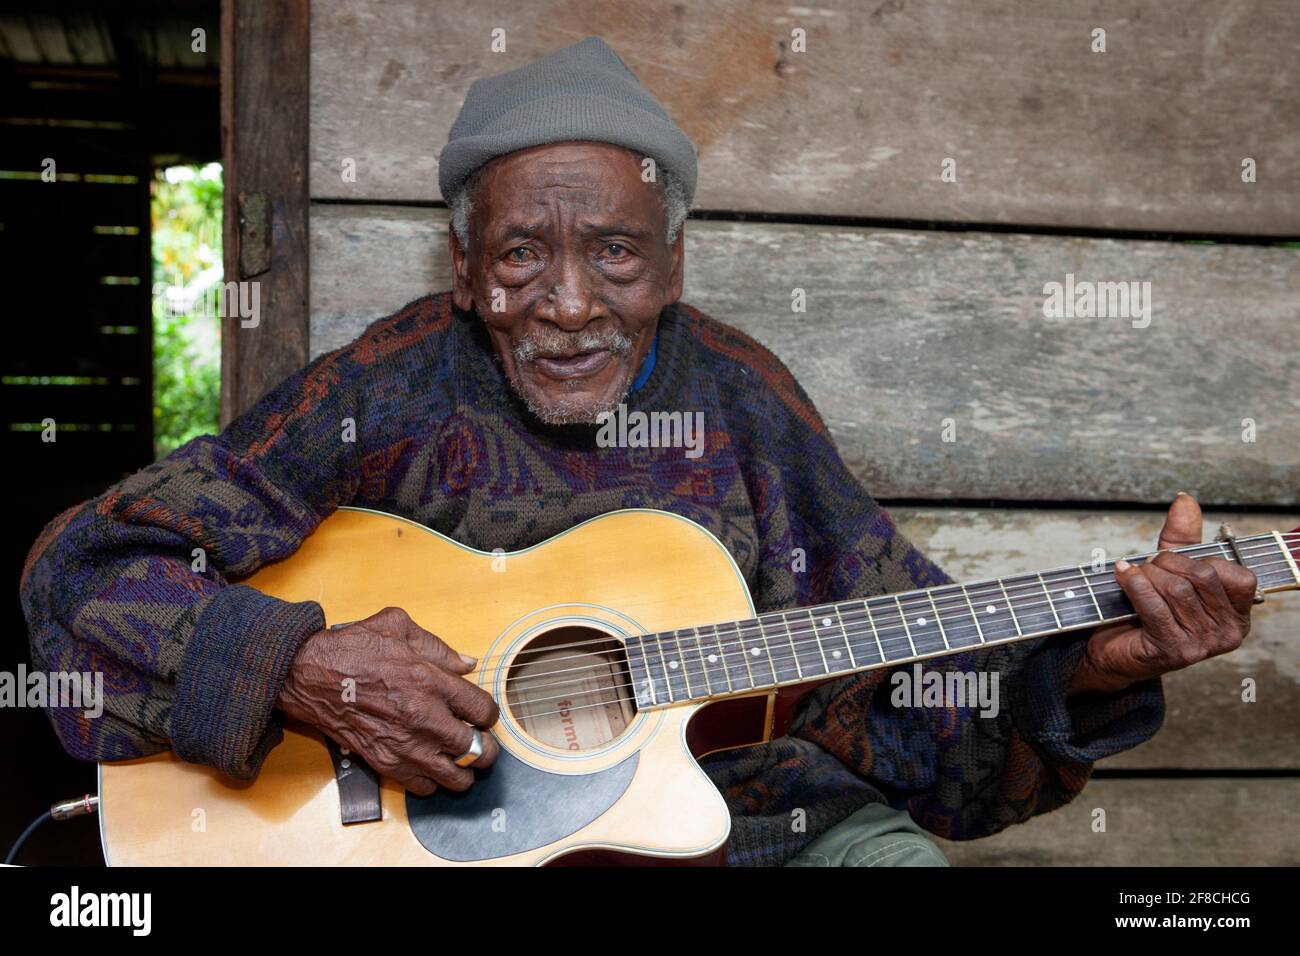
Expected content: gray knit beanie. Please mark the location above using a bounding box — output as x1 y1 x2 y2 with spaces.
438 37 698 207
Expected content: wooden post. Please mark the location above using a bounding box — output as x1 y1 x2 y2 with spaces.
220 0 310 426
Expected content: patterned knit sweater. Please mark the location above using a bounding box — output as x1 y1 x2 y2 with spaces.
20 292 1164 865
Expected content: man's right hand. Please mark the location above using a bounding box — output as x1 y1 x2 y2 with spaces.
277 606 500 795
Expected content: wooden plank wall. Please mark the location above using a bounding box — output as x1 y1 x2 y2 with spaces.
220 0 311 426
312 0 1300 234
307 1 1300 864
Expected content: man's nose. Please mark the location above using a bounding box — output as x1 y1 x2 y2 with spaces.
539 263 598 331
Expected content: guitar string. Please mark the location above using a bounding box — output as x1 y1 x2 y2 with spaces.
506 552 1298 721
488 546 1300 697
470 538 1297 683
481 550 1300 696
490 546 1299 694
494 551 1289 692
489 552 1298 710
460 533 1297 673
502 553 1300 715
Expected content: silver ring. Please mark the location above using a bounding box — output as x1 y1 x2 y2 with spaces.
453 728 484 768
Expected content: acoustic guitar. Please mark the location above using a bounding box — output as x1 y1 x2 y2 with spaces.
98 507 1300 865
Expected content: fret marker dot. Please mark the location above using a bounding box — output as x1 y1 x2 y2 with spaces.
821 617 832 627
668 660 679 670
986 605 997 614
831 649 842 659
707 653 718 663
916 617 927 626
750 647 761 657
1063 589 1075 599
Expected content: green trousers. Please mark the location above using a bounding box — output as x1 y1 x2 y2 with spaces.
784 802 950 867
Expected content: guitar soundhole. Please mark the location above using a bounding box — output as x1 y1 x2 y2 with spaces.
505 626 637 751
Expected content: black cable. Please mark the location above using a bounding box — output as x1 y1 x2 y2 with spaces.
4 810 53 866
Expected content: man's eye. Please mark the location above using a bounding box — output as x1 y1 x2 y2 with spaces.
603 243 628 258
507 247 533 263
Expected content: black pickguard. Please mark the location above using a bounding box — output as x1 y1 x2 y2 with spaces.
405 748 638 862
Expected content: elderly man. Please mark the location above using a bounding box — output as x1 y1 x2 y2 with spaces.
21 38 1256 866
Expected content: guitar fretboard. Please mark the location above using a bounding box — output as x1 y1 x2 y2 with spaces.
623 531 1300 708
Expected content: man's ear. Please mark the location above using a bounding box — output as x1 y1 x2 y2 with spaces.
449 229 473 312
666 226 685 304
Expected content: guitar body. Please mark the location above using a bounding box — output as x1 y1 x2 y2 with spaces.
99 508 783 866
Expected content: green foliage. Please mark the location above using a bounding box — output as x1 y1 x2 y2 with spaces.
151 164 223 458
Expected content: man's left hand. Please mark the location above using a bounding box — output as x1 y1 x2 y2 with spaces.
1068 492 1258 696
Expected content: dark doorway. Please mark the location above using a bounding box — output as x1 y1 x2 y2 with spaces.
0 2 220 865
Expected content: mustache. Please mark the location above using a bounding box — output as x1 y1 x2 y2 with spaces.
512 326 634 363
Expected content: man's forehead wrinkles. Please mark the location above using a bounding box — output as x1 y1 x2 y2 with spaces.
506 182 612 208
486 191 644 231
526 165 609 186
487 220 544 239
578 219 651 237
487 212 651 237
486 217 650 241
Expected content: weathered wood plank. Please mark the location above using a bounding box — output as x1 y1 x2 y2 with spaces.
311 0 1300 234
220 0 311 424
892 508 1300 771
933 778 1300 865
310 205 1300 505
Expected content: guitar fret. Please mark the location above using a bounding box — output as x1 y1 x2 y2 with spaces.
697 625 731 695
899 592 947 656
1036 573 1064 629
996 580 1024 636
1233 533 1298 590
762 615 803 683
722 621 754 691
960 584 987 645
1080 564 1104 619
925 590 951 650
1006 575 1054 635
738 620 778 687
640 635 671 705
1217 536 1290 590
931 584 980 649
834 601 883 667
625 636 656 708
659 631 688 701
806 607 855 673
820 607 854 671
893 595 919 657
806 610 832 673
785 610 829 678
864 601 887 661
867 596 912 662
686 628 710 697
688 627 708 697
779 614 809 679
1275 531 1300 586
831 605 860 668
623 530 1296 713
676 629 699 699
1049 568 1101 629
1096 562 1135 620
664 629 686 699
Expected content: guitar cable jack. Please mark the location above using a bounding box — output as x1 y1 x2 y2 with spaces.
3 794 99 866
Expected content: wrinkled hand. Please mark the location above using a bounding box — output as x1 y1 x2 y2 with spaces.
1069 493 1257 696
277 606 499 795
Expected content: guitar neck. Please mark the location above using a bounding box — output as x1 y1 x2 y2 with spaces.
625 529 1300 709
